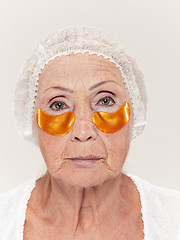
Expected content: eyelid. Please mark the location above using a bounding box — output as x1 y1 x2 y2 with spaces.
95 90 115 96
48 95 67 105
47 96 73 113
96 96 115 104
91 90 116 102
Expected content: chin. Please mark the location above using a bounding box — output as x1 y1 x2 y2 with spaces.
52 163 120 188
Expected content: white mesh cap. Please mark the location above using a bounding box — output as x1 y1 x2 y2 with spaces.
14 25 147 144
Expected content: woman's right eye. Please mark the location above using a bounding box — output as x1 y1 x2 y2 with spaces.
49 101 67 111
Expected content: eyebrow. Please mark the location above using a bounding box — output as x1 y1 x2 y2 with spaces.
43 86 73 94
43 80 120 94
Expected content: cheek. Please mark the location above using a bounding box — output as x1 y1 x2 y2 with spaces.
100 125 131 170
37 129 68 172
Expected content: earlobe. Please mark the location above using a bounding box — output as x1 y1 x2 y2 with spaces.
92 102 130 133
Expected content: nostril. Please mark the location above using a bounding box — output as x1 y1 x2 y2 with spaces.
86 136 92 141
71 121 98 142
74 135 93 142
74 136 80 141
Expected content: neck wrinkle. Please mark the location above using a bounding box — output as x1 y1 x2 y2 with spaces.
41 172 133 235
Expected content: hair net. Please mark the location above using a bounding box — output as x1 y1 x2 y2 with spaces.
14 25 147 144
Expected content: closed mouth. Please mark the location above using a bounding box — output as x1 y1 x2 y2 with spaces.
65 155 104 168
67 156 103 161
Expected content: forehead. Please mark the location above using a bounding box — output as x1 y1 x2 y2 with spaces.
37 52 125 94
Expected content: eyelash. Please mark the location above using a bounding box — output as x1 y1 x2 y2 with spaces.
49 101 68 111
49 96 116 111
96 96 115 107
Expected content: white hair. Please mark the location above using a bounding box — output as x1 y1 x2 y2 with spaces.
14 25 147 144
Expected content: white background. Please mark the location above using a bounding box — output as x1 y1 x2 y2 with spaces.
0 0 179 192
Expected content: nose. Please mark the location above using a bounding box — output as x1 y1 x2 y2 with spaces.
71 110 98 142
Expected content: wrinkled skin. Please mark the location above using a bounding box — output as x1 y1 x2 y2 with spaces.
23 53 144 240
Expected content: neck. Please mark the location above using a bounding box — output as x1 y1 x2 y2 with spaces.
38 172 136 237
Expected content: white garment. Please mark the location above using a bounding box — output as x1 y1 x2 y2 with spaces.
0 174 180 240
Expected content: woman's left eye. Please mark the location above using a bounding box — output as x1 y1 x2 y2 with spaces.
97 96 115 106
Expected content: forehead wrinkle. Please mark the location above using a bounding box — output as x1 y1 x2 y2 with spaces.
38 54 124 95
88 80 121 91
85 61 124 84
74 66 124 92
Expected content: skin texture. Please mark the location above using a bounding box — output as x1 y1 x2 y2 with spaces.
23 53 144 240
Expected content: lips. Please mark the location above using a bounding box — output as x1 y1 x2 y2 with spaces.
66 155 103 168
67 155 103 161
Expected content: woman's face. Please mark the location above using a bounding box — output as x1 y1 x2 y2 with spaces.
34 53 133 187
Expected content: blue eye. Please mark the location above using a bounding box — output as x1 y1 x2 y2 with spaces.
50 101 67 111
98 96 115 106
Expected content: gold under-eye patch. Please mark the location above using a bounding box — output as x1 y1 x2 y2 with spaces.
36 101 130 136
92 101 130 133
36 109 75 136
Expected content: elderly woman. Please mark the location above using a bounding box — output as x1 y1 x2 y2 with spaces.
0 25 180 240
